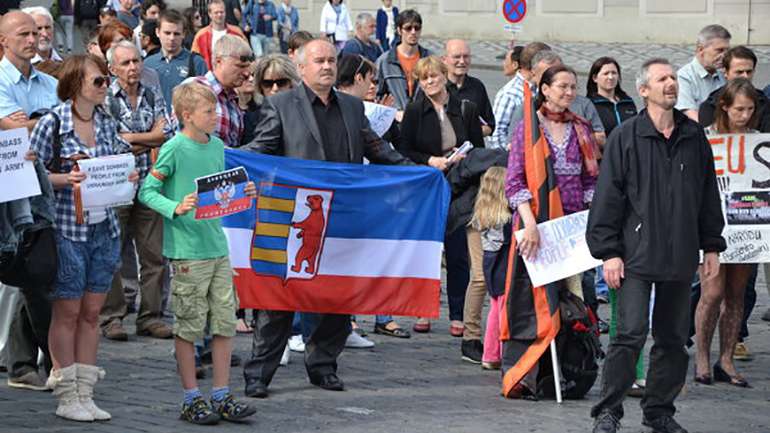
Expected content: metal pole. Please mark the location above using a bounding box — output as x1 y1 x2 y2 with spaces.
550 339 563 404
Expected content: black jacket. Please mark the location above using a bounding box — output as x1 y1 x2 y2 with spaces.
588 93 638 136
698 85 770 132
587 108 726 282
398 93 485 165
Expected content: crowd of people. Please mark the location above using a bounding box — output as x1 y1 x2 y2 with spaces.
0 1 768 432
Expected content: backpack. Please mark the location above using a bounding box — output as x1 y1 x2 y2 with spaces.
186 52 203 79
537 289 602 400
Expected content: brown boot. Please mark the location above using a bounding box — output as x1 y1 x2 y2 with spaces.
102 321 128 341
136 321 173 339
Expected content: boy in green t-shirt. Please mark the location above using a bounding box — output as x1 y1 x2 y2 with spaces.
139 82 257 425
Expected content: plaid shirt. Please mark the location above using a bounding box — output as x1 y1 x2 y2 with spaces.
489 72 528 150
105 80 172 185
30 101 131 242
193 71 244 148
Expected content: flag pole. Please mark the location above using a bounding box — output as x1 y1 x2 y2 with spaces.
550 340 563 403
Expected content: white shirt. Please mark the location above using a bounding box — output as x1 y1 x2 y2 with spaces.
31 48 63 64
212 28 227 53
319 3 352 43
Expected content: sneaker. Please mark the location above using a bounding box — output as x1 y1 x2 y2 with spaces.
627 380 645 398
597 294 609 304
210 394 257 422
461 340 483 364
593 411 621 433
481 360 501 370
279 344 290 366
7 371 47 391
288 335 305 352
180 396 220 425
345 332 374 348
642 414 688 433
733 342 753 361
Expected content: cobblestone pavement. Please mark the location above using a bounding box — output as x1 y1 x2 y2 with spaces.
1 281 769 433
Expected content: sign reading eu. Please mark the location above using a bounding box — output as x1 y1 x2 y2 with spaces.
502 0 527 24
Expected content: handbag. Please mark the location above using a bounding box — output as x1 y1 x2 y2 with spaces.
0 227 57 288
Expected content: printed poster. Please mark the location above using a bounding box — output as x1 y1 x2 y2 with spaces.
195 166 252 220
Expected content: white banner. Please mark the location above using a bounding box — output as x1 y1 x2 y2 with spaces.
0 128 41 203
514 210 601 287
363 101 397 138
78 154 136 209
710 133 770 263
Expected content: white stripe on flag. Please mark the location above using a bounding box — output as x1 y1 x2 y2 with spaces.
224 228 442 279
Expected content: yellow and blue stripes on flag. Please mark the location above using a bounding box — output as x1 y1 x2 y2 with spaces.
251 184 297 278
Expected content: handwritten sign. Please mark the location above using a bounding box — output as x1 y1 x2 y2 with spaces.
364 102 397 137
78 154 136 209
710 133 770 262
514 210 601 286
195 166 252 220
0 128 41 203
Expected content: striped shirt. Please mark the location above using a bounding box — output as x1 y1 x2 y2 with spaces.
489 71 528 150
193 71 244 148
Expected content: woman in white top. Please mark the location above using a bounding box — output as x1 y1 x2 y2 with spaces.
319 0 352 50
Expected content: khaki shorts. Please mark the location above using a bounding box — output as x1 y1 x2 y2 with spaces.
170 256 238 342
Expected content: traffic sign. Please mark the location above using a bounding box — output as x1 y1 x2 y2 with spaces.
502 0 527 24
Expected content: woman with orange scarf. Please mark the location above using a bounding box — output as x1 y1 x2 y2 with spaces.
502 64 599 398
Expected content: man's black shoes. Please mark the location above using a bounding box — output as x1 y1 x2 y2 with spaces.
642 415 689 433
309 373 345 391
593 411 621 433
461 339 483 364
245 378 269 399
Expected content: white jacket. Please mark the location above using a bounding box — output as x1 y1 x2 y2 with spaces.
319 2 352 43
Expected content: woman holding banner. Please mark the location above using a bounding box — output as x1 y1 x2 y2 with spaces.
502 64 599 399
29 55 137 422
693 78 759 388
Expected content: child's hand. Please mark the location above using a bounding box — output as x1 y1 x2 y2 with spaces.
175 193 198 215
244 181 257 198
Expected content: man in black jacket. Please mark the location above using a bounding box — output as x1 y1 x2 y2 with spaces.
243 39 411 398
587 58 726 433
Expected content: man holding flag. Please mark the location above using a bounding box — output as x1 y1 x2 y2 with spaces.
241 38 413 397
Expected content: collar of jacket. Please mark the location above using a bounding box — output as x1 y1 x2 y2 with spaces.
588 92 635 105
385 45 430 66
636 107 696 139
419 91 461 116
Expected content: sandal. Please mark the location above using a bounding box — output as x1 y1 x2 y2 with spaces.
374 322 411 338
713 363 750 388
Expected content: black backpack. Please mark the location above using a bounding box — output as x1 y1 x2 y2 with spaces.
537 290 602 400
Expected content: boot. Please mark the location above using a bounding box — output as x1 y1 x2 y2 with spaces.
50 365 93 422
76 363 111 421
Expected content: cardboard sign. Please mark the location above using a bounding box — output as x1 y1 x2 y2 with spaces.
195 166 252 220
514 210 601 286
364 102 397 138
77 154 136 209
0 128 41 203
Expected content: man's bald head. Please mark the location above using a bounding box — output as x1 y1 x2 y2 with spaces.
296 39 337 93
0 11 36 36
443 39 471 80
445 39 469 55
0 11 39 63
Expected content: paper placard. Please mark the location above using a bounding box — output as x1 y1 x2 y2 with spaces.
364 101 397 137
514 210 601 286
77 154 136 209
0 128 41 203
195 166 252 220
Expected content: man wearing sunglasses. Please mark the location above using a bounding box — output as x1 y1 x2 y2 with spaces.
374 9 431 112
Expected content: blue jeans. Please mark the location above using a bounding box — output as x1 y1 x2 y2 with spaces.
53 221 121 299
249 33 270 57
350 315 393 326
595 265 609 297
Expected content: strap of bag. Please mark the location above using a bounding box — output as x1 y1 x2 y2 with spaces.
46 112 63 174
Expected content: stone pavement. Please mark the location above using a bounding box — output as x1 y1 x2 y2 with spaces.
1 281 769 433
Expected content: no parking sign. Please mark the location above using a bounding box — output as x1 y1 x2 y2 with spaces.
502 0 527 23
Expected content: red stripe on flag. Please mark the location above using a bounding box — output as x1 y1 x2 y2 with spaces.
233 271 441 318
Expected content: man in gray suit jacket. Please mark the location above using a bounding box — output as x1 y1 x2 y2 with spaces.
243 39 411 398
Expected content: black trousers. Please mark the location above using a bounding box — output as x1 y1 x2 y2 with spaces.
591 277 690 420
445 227 469 322
243 310 349 386
8 284 52 378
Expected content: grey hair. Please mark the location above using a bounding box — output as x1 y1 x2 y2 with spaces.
254 54 301 95
106 40 141 66
21 6 53 23
213 34 252 61
635 57 671 91
697 24 731 47
355 12 374 28
531 50 562 68
294 38 333 65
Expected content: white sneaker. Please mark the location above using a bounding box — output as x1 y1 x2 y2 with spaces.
345 332 375 349
280 344 290 366
288 335 305 353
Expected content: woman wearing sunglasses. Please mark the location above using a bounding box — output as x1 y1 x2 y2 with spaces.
29 55 137 422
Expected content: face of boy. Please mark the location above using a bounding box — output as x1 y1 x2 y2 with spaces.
186 102 218 135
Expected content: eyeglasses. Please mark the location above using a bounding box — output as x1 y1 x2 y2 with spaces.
260 78 291 88
401 24 421 32
92 76 110 88
230 54 256 63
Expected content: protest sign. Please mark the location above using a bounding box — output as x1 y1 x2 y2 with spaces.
78 154 136 209
709 133 770 262
514 210 601 287
364 102 397 137
195 166 252 220
0 128 41 203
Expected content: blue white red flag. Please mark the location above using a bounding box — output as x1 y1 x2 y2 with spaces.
222 149 450 318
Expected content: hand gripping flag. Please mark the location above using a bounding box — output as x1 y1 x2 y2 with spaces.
222 149 450 318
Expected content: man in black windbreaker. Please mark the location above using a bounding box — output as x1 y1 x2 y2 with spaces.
587 58 726 433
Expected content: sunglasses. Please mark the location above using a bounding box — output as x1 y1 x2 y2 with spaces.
401 24 421 32
260 78 291 88
231 54 256 63
92 76 110 88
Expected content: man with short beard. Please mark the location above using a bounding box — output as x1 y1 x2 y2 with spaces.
22 7 63 64
676 24 731 121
